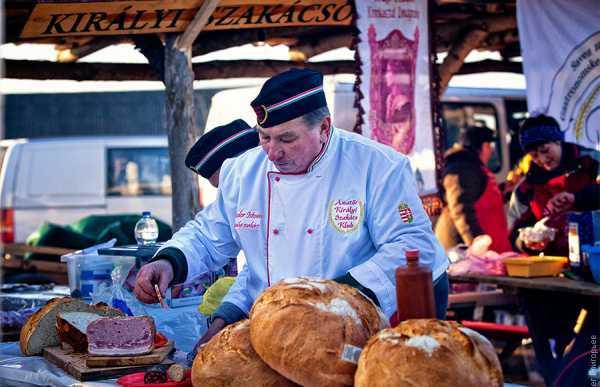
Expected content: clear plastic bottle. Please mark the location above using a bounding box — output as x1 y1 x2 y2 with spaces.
134 211 159 246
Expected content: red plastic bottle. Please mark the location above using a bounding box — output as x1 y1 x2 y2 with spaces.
395 249 436 323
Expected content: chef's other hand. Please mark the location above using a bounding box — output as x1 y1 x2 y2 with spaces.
186 318 227 365
546 192 574 214
134 259 174 304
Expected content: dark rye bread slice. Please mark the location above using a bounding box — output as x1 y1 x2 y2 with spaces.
19 297 123 356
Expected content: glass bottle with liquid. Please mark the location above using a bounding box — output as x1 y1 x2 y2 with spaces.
395 249 436 323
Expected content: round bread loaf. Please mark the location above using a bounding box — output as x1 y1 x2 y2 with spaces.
355 319 503 387
249 277 389 387
191 320 296 387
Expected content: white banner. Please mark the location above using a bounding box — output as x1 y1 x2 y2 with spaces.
518 0 600 150
355 0 435 194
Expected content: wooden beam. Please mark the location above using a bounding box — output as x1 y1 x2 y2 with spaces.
190 26 356 57
164 35 201 230
437 15 517 93
289 33 354 62
56 37 123 63
439 28 488 93
480 29 519 52
499 42 522 60
175 0 220 50
434 15 516 52
4 59 356 81
456 59 522 75
436 0 512 5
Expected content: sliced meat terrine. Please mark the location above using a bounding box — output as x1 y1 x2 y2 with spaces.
87 316 156 356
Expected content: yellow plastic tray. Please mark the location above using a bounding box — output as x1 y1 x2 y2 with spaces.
503 256 568 278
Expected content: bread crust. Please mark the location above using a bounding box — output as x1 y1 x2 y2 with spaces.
354 319 503 387
20 297 81 355
249 278 388 387
192 320 297 387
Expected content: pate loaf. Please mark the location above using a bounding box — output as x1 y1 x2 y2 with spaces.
56 305 125 353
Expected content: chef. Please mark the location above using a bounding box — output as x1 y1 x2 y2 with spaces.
184 118 259 188
134 69 449 336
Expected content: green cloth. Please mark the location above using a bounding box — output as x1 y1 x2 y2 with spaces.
26 214 172 260
198 277 236 316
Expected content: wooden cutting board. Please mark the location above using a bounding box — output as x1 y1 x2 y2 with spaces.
43 341 174 381
85 341 174 367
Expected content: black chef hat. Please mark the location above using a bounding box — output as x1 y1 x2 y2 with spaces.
185 119 259 179
251 68 327 128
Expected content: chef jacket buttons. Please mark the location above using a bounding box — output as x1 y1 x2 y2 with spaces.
307 228 313 234
274 176 281 182
273 228 280 235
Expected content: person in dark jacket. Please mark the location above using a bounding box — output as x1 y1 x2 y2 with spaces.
435 126 511 252
509 114 599 253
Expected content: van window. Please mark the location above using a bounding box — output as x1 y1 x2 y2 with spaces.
107 148 171 196
441 102 502 173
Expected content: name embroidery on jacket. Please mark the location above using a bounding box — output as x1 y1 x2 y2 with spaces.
328 199 364 233
234 209 262 230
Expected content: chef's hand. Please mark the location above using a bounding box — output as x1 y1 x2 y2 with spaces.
186 318 227 365
134 259 174 304
546 192 575 214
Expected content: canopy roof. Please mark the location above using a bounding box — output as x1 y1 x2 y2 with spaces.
4 0 521 82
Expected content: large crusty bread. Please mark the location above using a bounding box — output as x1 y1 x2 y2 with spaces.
249 277 388 387
19 297 123 356
354 319 503 387
191 320 297 387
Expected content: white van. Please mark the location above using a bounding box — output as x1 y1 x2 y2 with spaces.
0 136 172 245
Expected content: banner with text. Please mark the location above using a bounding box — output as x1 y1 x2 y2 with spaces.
355 0 435 194
21 0 353 38
518 0 600 150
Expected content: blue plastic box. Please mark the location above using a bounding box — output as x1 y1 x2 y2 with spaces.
582 245 600 285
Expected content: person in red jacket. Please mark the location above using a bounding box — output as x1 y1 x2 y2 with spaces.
509 114 599 254
435 126 511 252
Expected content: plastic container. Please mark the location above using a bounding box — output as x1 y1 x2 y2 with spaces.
61 253 136 299
135 211 159 246
582 245 600 285
395 249 436 323
503 256 568 277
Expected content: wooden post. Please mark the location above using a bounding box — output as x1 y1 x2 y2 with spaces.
164 35 201 232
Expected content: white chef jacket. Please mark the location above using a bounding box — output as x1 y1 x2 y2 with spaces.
158 128 449 318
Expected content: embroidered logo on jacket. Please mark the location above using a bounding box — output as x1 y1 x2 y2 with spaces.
328 199 364 233
234 209 262 230
398 202 414 224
